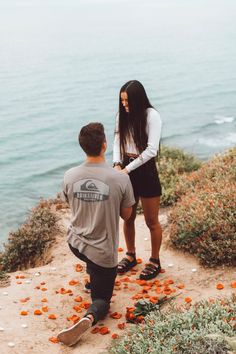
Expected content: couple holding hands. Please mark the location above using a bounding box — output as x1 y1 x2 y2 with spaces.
58 80 162 346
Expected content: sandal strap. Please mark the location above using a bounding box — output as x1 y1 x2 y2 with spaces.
117 255 137 274
126 252 136 258
141 263 159 275
149 257 160 265
118 257 132 267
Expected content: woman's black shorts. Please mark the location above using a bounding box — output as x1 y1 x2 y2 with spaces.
123 156 162 198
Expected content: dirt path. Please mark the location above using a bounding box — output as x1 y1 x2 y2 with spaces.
0 209 235 354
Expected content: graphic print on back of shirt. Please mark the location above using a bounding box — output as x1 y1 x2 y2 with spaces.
73 179 109 202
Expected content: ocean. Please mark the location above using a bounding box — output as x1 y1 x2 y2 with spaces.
0 0 236 245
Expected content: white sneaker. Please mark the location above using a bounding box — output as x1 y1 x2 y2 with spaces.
57 317 92 346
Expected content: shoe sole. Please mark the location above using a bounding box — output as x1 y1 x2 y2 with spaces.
57 317 91 346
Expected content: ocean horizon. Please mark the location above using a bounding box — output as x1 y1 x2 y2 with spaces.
0 0 236 245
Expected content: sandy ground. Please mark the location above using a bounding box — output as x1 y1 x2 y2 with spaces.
0 208 235 354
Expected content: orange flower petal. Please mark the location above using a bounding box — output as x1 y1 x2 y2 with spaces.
150 296 158 303
117 323 126 330
34 309 42 315
112 333 119 339
118 247 123 252
110 312 122 319
20 311 28 316
99 326 110 335
49 336 59 343
73 305 82 313
67 315 80 323
48 314 57 320
230 281 236 289
137 258 142 264
216 283 224 290
20 297 30 303
75 264 83 272
41 298 48 302
184 297 192 303
41 288 48 291
69 280 79 286
74 296 83 302
91 327 100 334
177 284 185 289
42 306 48 312
80 301 91 309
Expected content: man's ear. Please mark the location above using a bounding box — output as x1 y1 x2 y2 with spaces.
102 140 107 153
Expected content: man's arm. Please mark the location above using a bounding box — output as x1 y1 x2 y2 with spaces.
120 206 132 221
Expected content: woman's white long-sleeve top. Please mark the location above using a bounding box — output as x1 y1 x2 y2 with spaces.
113 108 162 173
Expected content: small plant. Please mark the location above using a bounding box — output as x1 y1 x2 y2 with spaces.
126 296 176 324
169 147 236 266
109 296 236 354
0 201 58 272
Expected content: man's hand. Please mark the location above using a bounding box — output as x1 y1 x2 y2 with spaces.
113 165 122 171
121 168 128 174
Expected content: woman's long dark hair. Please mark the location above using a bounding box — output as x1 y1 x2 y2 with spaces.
118 80 154 159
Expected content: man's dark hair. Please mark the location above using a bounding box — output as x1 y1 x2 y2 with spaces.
79 122 105 156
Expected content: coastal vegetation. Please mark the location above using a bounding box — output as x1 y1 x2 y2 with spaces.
109 296 236 354
168 147 236 267
0 199 60 272
158 145 202 206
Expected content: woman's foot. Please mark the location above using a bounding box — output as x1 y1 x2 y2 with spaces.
139 257 161 280
117 252 137 274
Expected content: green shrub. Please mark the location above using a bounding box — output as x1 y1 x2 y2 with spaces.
158 146 202 206
0 201 57 272
169 147 236 266
109 297 236 354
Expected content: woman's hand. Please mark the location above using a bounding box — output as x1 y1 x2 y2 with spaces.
121 168 128 174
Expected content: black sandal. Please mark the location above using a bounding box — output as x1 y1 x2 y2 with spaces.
139 257 161 280
117 252 137 274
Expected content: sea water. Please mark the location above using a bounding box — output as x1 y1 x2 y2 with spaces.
0 0 236 244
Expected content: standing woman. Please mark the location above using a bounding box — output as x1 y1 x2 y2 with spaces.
113 80 162 280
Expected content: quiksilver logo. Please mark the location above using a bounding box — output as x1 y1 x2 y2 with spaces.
81 180 99 192
73 179 109 202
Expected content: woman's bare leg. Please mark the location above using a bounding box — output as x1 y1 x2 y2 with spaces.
123 198 139 260
141 196 162 260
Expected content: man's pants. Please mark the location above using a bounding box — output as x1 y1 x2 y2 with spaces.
69 244 117 325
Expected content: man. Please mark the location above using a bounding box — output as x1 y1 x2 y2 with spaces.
57 122 135 346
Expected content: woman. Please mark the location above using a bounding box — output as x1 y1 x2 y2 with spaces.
113 80 162 280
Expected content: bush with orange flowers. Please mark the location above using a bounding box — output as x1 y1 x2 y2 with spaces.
169 148 236 267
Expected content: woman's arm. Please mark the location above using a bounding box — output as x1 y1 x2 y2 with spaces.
113 114 122 164
125 109 162 173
